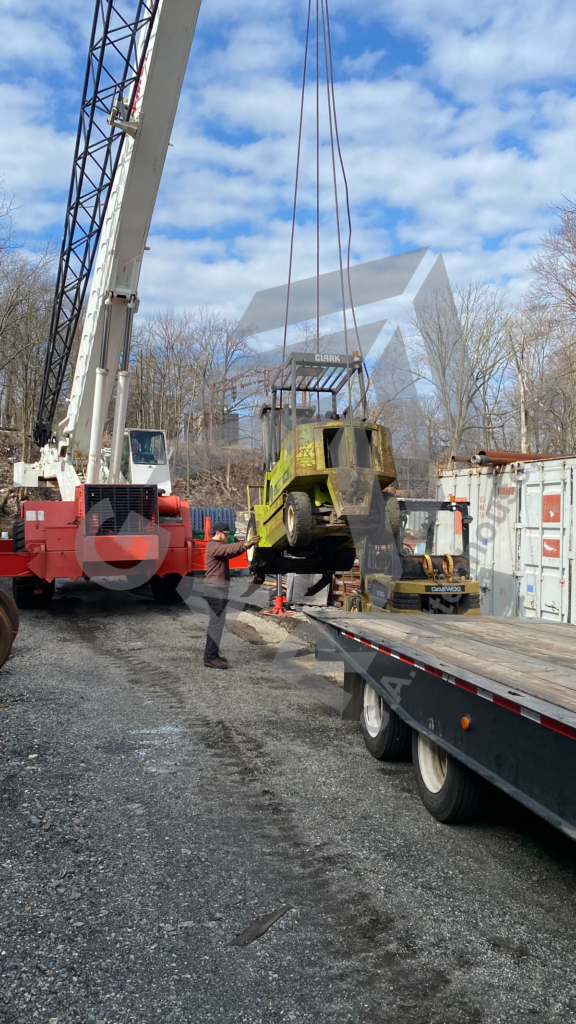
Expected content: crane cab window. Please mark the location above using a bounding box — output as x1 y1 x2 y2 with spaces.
129 430 167 465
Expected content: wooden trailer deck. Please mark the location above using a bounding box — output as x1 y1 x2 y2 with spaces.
306 611 576 725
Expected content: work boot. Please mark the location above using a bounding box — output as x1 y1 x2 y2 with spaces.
204 656 228 670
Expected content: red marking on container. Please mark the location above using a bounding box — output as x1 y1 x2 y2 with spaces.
543 494 561 523
454 496 468 536
542 537 560 559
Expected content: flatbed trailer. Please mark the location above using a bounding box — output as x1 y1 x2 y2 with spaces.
307 609 576 840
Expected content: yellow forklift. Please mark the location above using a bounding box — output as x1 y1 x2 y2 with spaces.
344 496 481 615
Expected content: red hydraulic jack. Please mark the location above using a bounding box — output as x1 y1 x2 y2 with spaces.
262 574 293 616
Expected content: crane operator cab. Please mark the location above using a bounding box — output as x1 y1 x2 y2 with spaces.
120 429 172 493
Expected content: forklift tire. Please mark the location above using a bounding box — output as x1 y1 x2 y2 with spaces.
361 681 411 760
329 545 356 572
245 515 259 568
384 494 401 537
366 493 401 544
285 492 313 547
12 575 55 610
412 730 486 823
246 517 278 574
150 573 184 604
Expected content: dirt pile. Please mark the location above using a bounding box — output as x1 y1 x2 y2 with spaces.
172 455 261 511
0 430 60 534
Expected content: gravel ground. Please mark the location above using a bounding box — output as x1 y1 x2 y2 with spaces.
2 577 576 1024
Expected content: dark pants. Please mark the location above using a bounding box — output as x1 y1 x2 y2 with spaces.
204 592 229 661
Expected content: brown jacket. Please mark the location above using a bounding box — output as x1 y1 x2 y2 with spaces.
204 539 247 582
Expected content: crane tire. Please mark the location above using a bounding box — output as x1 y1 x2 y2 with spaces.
150 573 184 604
361 682 411 760
285 492 313 547
12 518 25 552
0 590 19 638
412 730 486 823
12 575 55 610
0 607 14 669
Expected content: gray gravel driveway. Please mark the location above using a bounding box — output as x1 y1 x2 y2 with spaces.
2 578 576 1024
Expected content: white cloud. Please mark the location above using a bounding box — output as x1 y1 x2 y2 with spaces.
341 49 386 76
1 0 576 325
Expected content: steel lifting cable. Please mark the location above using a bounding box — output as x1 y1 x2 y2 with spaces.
324 0 362 361
319 0 353 424
282 0 313 360
315 0 320 348
324 0 371 413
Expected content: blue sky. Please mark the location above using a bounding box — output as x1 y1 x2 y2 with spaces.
1 0 576 341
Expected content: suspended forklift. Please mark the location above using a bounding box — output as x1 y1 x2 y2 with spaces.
245 349 401 579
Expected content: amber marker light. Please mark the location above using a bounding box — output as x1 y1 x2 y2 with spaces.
461 716 471 730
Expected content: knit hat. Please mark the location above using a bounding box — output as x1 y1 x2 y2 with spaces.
212 521 231 534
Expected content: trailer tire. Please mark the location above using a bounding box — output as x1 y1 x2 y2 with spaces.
360 682 411 760
412 730 486 824
12 575 55 610
285 492 313 547
150 573 184 604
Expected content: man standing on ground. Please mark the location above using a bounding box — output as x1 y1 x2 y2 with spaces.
203 521 259 669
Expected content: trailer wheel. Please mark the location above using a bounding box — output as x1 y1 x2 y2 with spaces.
285 492 313 547
412 731 486 823
360 682 411 760
12 575 55 610
150 573 184 604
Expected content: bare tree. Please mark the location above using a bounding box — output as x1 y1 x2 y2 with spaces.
530 198 576 325
408 281 510 455
0 247 56 457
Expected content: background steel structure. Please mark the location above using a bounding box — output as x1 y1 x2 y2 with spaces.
34 0 159 447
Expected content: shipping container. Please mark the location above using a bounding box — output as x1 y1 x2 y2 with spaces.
436 460 575 622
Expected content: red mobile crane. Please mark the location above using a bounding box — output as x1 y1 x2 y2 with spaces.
0 0 246 608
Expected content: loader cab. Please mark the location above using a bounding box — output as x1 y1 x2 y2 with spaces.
120 429 172 493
